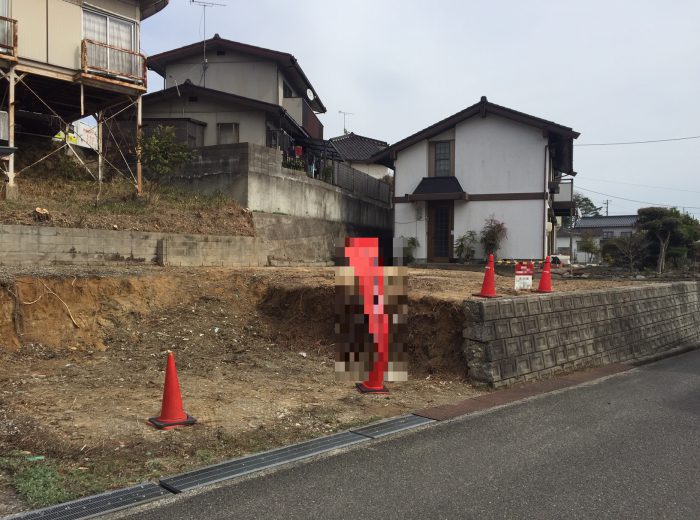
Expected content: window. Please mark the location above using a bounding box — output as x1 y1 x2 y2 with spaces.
434 142 451 176
83 9 137 76
0 0 11 52
283 81 294 98
620 231 632 238
217 123 239 145
602 230 614 239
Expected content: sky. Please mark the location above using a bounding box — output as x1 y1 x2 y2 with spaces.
141 0 700 219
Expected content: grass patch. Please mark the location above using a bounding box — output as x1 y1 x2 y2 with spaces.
0 454 70 508
0 452 134 509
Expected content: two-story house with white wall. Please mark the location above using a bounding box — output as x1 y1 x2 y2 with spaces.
374 97 579 262
144 34 325 149
0 0 168 198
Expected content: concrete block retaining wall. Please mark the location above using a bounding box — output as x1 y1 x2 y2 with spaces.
0 216 349 267
463 282 700 387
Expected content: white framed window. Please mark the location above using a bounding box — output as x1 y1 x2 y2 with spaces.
83 9 138 77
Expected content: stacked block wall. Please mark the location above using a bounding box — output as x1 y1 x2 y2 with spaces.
463 282 700 387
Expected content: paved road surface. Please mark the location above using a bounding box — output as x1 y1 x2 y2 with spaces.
111 350 700 519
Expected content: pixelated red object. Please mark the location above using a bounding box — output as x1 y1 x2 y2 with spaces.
344 237 390 393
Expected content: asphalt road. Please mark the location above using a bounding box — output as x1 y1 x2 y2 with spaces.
111 350 700 520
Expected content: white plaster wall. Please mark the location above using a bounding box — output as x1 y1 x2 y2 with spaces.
455 115 547 194
165 50 279 104
349 163 390 180
144 97 266 146
394 140 428 197
394 202 427 260
454 199 546 260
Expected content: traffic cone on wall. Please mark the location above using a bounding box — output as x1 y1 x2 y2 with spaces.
148 351 196 429
537 256 553 293
474 254 498 298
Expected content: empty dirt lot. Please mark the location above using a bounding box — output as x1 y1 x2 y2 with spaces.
0 265 641 513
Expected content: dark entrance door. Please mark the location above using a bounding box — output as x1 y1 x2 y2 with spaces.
427 200 454 263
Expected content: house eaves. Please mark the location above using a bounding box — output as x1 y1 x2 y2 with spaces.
147 34 326 113
140 0 169 20
143 82 309 139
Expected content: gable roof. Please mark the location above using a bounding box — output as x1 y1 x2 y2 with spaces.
373 96 580 173
142 82 308 138
147 34 326 113
329 133 388 162
576 215 638 229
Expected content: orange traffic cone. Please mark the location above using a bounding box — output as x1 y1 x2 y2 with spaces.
474 254 498 298
537 256 553 293
148 351 196 429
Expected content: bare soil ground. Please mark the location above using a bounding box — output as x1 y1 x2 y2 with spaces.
0 266 643 513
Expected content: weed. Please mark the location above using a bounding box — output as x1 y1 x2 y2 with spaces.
12 462 70 508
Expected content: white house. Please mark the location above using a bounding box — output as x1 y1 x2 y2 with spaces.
373 97 580 262
557 215 638 263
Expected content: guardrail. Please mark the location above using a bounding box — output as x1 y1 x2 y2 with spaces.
81 39 146 85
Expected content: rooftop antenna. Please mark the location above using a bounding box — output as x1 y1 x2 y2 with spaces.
338 110 353 135
190 0 225 87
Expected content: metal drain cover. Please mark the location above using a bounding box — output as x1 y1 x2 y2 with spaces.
8 482 168 520
160 431 368 493
350 414 435 439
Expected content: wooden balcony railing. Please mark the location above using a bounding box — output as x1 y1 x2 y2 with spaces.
81 39 146 86
0 16 17 59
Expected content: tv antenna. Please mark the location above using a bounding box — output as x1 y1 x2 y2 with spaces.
190 0 226 87
338 110 353 135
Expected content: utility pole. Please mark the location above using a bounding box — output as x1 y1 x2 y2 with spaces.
190 0 226 88
604 199 610 216
338 110 353 135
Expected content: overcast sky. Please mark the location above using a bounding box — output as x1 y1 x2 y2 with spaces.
142 0 700 219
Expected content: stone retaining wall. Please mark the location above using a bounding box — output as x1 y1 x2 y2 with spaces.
463 282 700 387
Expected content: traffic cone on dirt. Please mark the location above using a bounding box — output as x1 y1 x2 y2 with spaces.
537 256 553 293
474 254 498 298
148 351 196 430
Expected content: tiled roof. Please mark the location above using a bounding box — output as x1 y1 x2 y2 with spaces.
328 133 388 162
576 215 638 229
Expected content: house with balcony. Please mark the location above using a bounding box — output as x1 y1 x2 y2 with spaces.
143 34 325 152
0 0 169 198
373 96 580 262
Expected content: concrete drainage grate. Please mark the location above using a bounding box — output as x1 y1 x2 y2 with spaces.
160 431 369 493
350 414 435 439
7 482 168 520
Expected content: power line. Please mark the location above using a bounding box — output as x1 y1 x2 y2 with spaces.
580 176 700 195
576 185 700 210
575 135 700 147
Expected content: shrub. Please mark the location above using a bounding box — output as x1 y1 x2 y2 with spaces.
480 217 507 257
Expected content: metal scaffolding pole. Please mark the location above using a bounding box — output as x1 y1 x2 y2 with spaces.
6 65 16 199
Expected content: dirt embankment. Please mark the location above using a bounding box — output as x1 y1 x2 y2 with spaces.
0 267 482 513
